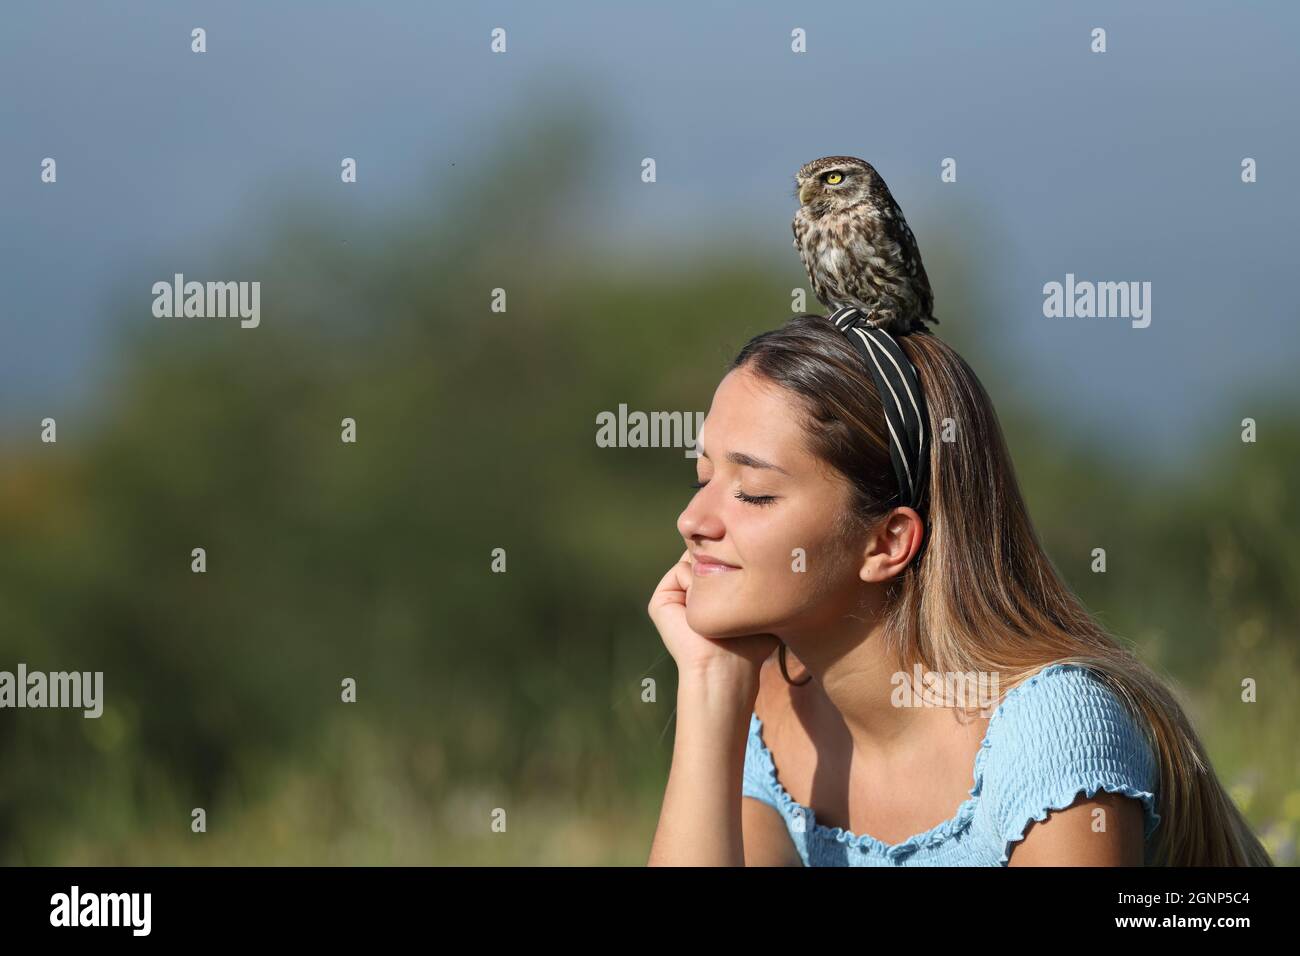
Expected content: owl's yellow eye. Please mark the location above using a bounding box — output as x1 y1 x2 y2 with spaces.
824 172 844 185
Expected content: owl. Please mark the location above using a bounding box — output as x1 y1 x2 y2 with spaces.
792 156 937 335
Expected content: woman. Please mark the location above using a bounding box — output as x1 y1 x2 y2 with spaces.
646 312 1271 866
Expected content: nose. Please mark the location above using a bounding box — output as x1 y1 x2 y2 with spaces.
677 487 724 542
798 181 817 204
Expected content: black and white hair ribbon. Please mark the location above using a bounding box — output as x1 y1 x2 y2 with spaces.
826 307 931 512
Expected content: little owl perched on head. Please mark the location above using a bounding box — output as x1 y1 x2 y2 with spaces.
792 155 938 335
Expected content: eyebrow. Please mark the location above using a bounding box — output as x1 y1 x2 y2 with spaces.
699 446 791 477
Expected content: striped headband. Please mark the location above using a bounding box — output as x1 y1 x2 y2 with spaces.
826 307 931 513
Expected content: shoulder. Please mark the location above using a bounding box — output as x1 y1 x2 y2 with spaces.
977 663 1162 865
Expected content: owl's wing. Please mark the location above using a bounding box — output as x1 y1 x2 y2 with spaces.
880 199 936 322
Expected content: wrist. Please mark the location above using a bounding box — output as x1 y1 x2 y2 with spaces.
677 660 761 712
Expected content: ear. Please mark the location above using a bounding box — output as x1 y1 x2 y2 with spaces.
859 507 924 582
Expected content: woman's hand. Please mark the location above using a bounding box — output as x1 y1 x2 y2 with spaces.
648 549 781 679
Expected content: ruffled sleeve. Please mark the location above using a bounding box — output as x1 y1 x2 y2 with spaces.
979 664 1162 865
742 713 783 811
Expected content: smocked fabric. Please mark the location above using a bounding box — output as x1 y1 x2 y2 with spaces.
741 662 1162 866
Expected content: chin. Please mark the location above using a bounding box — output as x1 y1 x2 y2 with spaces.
685 602 767 641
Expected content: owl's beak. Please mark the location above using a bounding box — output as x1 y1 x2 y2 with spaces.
798 181 817 204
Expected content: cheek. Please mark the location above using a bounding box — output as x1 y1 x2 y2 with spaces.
687 510 855 635
738 507 840 582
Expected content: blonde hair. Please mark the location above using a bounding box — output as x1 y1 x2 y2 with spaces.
730 314 1272 866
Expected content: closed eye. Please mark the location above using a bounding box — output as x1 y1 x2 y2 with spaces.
689 479 778 507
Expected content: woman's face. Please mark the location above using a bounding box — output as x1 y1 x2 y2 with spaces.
677 366 867 639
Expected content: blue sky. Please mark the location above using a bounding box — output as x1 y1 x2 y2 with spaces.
2 1 1297 467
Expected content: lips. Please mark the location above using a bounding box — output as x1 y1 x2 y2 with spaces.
692 553 740 575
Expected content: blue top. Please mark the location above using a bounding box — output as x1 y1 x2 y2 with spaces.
742 662 1162 866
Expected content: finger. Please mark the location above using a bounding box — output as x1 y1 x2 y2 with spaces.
650 560 688 609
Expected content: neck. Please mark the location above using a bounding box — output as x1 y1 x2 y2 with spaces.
775 590 946 761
